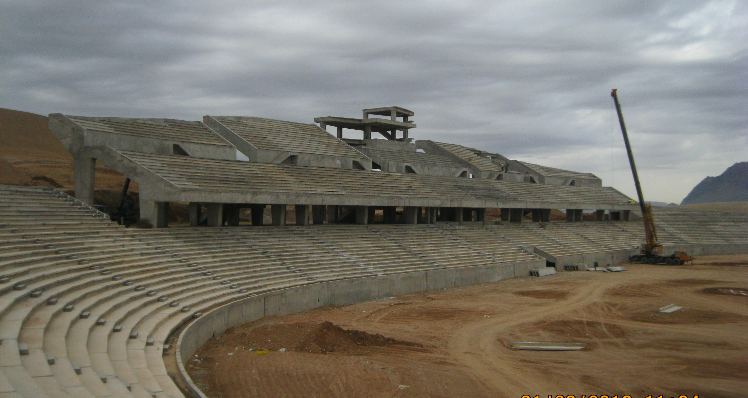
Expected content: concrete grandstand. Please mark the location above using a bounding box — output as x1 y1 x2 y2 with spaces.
0 106 746 398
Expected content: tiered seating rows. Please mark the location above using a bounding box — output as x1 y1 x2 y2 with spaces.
2 185 747 398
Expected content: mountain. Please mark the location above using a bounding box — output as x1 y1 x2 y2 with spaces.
681 162 748 205
647 201 677 207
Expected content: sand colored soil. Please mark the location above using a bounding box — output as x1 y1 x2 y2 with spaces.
188 254 748 398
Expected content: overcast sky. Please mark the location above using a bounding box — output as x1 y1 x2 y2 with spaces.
2 0 746 203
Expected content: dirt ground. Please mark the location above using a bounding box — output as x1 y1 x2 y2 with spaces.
187 254 748 398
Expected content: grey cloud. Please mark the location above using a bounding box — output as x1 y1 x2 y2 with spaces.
1 0 746 203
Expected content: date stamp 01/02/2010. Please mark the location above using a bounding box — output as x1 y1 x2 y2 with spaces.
522 396 700 398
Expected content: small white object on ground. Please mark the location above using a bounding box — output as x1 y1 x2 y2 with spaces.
659 304 682 313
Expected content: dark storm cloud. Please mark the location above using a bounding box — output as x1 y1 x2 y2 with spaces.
1 0 746 203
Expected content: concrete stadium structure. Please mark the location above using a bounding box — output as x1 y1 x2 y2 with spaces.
0 106 746 398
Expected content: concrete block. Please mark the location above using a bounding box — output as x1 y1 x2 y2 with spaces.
530 267 557 277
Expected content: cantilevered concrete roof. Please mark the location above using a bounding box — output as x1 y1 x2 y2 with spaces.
360 147 469 173
517 161 599 179
430 141 503 172
90 145 636 211
66 116 231 147
206 116 366 159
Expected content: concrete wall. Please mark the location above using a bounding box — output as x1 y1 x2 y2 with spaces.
174 241 748 397
175 257 542 397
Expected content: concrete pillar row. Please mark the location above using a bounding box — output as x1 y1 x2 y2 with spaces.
509 208 524 223
531 209 551 223
295 205 310 226
73 155 96 205
271 204 286 226
566 209 583 222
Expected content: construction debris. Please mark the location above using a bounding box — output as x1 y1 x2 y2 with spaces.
530 268 557 277
659 304 682 313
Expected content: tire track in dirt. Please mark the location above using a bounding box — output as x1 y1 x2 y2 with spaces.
447 276 610 395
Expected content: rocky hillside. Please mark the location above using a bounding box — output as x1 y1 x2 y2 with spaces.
681 162 748 205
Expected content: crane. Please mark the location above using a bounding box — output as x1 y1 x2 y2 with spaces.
611 89 692 265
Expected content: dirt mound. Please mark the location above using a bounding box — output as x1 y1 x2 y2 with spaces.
0 108 70 161
513 289 568 299
223 321 419 354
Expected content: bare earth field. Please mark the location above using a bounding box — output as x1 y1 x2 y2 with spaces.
187 255 748 398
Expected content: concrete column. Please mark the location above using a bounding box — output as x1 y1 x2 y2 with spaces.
226 204 240 226
312 205 326 225
207 203 223 227
73 156 96 205
596 209 606 221
455 207 464 225
189 202 201 226
531 209 542 223
566 209 583 222
251 204 265 226
500 208 510 222
295 205 309 226
610 211 621 221
364 126 372 140
416 207 425 224
355 206 369 225
271 205 286 226
622 210 631 221
336 126 342 139
539 209 551 223
427 207 437 224
510 208 524 223
462 208 473 222
477 208 486 226
327 206 338 224
404 206 418 224
138 193 156 228
368 206 377 223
